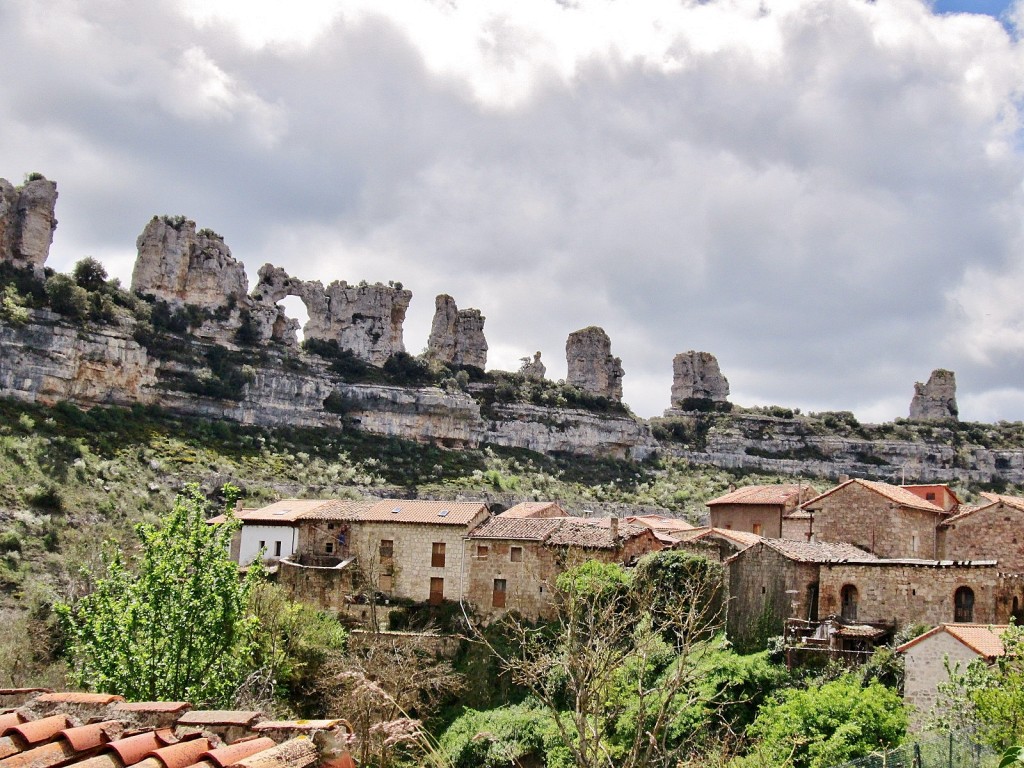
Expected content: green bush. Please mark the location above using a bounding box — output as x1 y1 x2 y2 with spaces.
45 274 89 319
0 532 23 554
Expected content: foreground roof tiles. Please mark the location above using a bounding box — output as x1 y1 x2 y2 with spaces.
758 538 877 563
0 692 354 768
897 623 1009 658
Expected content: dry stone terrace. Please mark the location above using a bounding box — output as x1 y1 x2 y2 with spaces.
0 690 355 768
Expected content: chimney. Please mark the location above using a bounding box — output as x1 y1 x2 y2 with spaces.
609 516 619 543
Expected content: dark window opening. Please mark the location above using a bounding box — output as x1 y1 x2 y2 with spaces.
325 542 334 554
380 539 394 559
493 578 507 608
954 586 975 623
841 584 858 621
510 546 523 563
432 542 446 568
274 541 282 557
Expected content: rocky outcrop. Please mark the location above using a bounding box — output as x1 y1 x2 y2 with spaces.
0 176 58 276
670 351 730 407
909 369 958 421
251 265 412 366
131 217 249 311
566 327 623 401
425 294 488 369
520 351 546 380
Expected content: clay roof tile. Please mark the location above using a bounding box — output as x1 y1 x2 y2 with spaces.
0 716 25 734
175 712 260 728
59 722 123 752
105 731 175 766
34 694 124 706
195 739 277 768
113 704 190 716
5 715 70 745
147 738 211 768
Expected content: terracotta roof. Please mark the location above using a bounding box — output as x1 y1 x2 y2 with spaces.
897 623 1010 658
544 518 652 549
469 517 563 541
498 502 565 518
232 500 349 524
980 492 1024 512
0 692 354 768
707 485 805 507
802 479 946 514
940 502 995 525
625 515 695 532
676 527 762 550
758 539 877 563
360 499 488 526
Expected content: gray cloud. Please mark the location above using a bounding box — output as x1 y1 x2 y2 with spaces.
2 0 1023 422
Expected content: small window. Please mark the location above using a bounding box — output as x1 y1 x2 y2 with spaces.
724 523 733 530
926 492 936 501
432 542 446 568
510 546 523 563
911 533 919 553
325 541 334 554
493 579 507 608
274 541 282 557
752 522 763 536
429 577 444 605
379 574 393 593
477 544 489 559
328 523 336 530
258 540 266 550
954 586 975 623
380 539 394 559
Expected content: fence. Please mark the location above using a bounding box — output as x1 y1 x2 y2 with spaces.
830 732 999 768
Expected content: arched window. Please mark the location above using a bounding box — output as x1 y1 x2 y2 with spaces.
841 584 858 621
954 586 975 623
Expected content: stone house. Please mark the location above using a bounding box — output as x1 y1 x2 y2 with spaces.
498 501 567 518
816 559 1004 627
465 516 662 621
706 484 809 537
897 623 1007 726
725 539 877 651
673 527 762 562
939 492 1024 578
626 514 696 546
788 479 952 558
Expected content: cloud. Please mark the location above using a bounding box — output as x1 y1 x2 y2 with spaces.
1 0 1023 423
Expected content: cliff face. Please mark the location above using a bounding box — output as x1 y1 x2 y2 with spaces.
0 311 653 460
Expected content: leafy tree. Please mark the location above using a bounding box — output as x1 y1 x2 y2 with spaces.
44 274 89 318
72 257 108 291
737 674 906 768
57 484 262 705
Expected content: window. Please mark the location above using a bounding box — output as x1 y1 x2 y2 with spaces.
429 577 444 605
954 586 975 622
380 539 394 559
911 533 919 553
477 544 489 559
432 542 446 568
258 540 266 551
325 542 334 554
274 541 282 557
840 584 858 621
510 546 523 563
752 522 763 536
493 579 507 608
379 574 393 593
926 492 936 501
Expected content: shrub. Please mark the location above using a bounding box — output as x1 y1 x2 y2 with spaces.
0 532 22 554
72 257 108 291
45 274 89 318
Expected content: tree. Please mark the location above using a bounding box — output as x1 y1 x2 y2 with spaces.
736 675 906 768
490 552 727 768
57 484 262 705
72 257 108 291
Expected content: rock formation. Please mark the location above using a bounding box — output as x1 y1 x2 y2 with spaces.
426 294 488 369
252 265 412 366
566 327 624 401
671 351 730 407
131 216 249 311
520 351 546 380
0 175 58 276
909 369 958 421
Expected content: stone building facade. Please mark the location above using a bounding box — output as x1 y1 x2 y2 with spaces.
793 479 949 558
706 484 808 538
898 624 1007 726
939 493 1024 575
816 560 1005 627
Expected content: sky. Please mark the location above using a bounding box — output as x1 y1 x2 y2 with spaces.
3 0 1024 423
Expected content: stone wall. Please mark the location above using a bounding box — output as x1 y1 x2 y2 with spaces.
940 502 1024 572
726 543 821 651
278 559 355 613
817 562 1005 627
709 504 785 537
902 631 980 727
464 538 563 622
808 483 944 558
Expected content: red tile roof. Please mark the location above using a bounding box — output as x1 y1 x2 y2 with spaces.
150 738 212 768
224 499 488 528
625 515 695 533
469 518 564 541
105 731 175 765
359 499 488 526
675 527 762 550
191 738 277 768
175 712 260 728
498 502 565 518
897 623 1010 658
5 716 70 745
802 479 946 514
34 694 123 706
707 484 805 507
757 538 877 563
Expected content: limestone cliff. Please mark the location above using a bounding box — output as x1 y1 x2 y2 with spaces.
0 176 58 276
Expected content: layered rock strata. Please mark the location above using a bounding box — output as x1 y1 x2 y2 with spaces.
566 327 623 401
425 294 488 369
670 351 730 407
0 175 58 276
909 369 958 421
